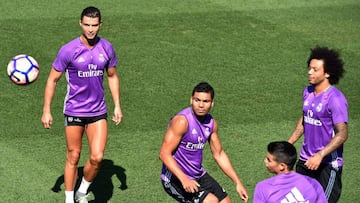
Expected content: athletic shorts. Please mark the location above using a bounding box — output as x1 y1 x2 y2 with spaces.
64 113 107 127
161 173 228 203
296 159 342 203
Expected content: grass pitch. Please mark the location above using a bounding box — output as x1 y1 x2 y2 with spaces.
0 0 359 202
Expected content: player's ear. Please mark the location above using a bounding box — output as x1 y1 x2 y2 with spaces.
211 100 214 107
279 163 287 172
325 73 330 78
190 97 193 105
79 20 82 26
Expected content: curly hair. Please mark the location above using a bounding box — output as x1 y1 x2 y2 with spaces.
307 46 345 85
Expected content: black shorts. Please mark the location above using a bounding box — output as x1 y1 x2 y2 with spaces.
296 159 342 203
161 173 228 203
64 113 107 127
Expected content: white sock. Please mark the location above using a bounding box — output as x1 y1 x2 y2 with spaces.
65 191 74 203
77 177 91 194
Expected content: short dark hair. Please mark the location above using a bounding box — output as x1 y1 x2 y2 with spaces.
307 46 345 85
81 6 101 22
192 82 215 99
267 141 297 170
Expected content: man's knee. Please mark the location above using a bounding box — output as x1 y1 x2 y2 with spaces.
89 153 104 166
66 150 81 165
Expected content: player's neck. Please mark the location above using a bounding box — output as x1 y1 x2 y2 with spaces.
314 81 331 95
80 35 99 48
196 116 206 123
278 170 293 175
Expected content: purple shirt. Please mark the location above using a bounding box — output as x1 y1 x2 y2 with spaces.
161 107 214 182
53 37 118 117
301 85 348 167
254 172 327 203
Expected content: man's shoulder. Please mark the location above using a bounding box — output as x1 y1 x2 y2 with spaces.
178 107 191 114
169 114 188 128
329 86 347 99
98 37 114 48
256 174 278 187
59 38 81 51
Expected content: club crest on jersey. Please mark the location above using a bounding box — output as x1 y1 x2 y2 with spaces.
316 103 323 112
205 127 211 137
99 54 105 62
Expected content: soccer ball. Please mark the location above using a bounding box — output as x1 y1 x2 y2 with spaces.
7 54 39 85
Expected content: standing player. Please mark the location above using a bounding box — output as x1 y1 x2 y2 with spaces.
253 141 327 202
159 82 248 203
288 46 348 203
41 6 123 203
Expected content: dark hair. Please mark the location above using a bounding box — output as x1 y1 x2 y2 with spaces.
267 141 297 170
307 46 345 85
192 82 215 99
81 6 101 22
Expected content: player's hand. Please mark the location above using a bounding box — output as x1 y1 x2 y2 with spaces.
236 183 249 202
41 112 53 129
112 107 123 125
182 179 200 193
305 153 322 170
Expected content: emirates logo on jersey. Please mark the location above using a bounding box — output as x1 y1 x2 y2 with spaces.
304 110 322 126
77 64 104 78
186 136 205 150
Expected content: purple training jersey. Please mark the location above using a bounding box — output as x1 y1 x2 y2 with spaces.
301 85 348 167
254 172 327 203
52 37 118 117
161 107 214 182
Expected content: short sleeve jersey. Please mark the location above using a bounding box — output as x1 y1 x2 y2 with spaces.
161 107 214 182
253 172 327 203
301 85 348 167
52 37 118 117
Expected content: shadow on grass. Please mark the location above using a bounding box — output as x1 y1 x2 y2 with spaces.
51 159 128 202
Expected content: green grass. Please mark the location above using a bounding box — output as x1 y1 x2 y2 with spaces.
1 0 359 202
